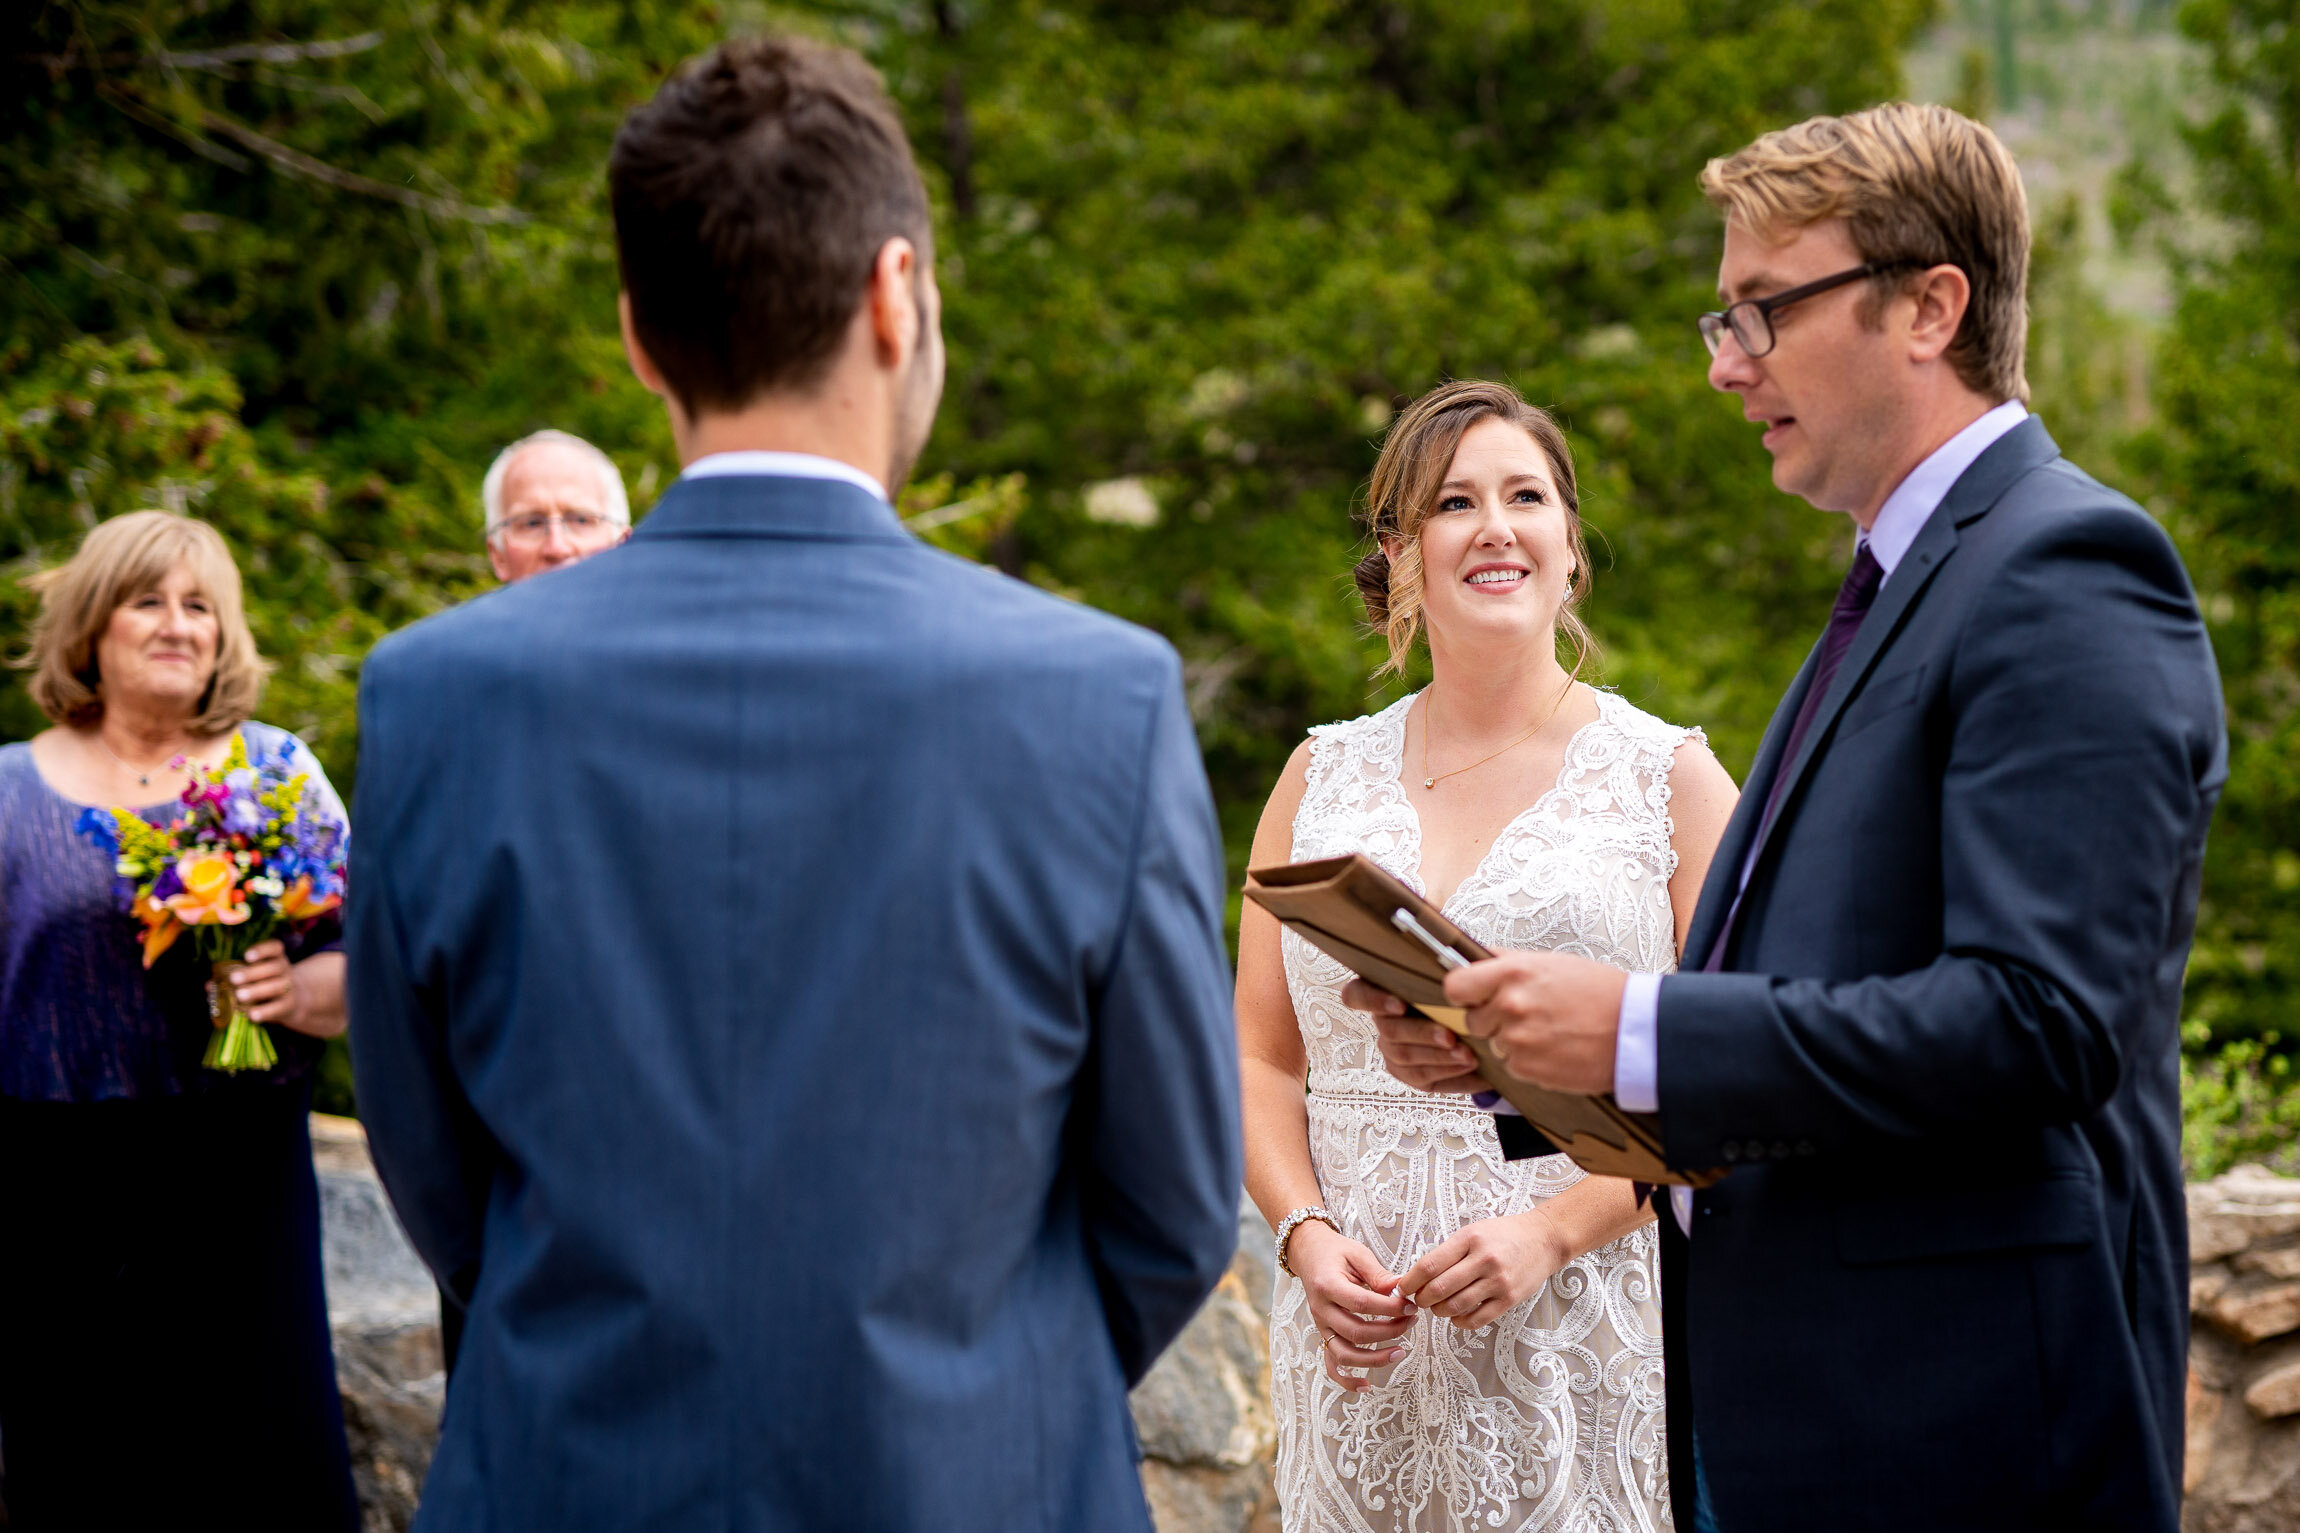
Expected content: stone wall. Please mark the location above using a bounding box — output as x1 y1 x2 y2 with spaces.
313 1116 1277 1532
1133 1205 1280 1533
2186 1164 2300 1531
312 1115 446 1533
322 1125 2300 1531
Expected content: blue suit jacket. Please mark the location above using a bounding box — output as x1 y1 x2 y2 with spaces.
1652 420 2225 1531
346 475 1243 1532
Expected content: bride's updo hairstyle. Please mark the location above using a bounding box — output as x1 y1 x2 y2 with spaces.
1354 380 1595 680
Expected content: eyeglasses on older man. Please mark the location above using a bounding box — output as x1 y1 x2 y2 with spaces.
481 429 632 582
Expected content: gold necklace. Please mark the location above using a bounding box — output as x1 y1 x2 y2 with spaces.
1419 679 1574 790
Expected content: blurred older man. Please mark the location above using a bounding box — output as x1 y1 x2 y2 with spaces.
483 429 631 582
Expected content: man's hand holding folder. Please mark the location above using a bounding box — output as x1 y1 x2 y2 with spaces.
1343 948 1630 1098
1245 852 1721 1188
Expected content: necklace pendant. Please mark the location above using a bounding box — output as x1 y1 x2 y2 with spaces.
138 774 149 787
1423 777 1435 789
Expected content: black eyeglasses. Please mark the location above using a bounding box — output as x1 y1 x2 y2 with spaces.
1697 261 1922 360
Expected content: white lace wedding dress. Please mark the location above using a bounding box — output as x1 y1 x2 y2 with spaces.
1272 689 1696 1533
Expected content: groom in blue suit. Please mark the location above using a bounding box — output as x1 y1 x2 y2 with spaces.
1370 105 2223 1530
347 35 1242 1531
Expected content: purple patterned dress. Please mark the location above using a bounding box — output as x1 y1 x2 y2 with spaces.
0 724 358 1530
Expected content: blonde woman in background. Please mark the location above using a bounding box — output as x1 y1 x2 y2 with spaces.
1238 380 1736 1532
0 511 356 1530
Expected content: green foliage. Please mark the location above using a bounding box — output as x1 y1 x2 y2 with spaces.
896 0 1932 859
4 0 1935 829
2184 1030 2300 1179
2121 0 2300 1121
0 334 383 760
1 0 703 794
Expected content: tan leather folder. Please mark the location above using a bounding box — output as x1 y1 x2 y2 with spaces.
1245 852 1723 1188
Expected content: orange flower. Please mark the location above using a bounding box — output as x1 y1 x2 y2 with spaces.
276 876 341 922
165 854 252 929
137 896 183 969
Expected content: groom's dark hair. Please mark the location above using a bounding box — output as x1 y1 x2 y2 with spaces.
610 35 933 415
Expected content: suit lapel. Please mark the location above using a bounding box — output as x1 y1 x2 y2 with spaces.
1678 661 1809 967
1718 416 2065 921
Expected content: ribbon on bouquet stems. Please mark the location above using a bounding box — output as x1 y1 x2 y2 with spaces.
203 957 278 1074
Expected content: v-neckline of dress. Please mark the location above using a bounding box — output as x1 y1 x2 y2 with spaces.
1396 689 1614 918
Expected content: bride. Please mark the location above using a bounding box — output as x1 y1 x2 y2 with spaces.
1237 380 1736 1532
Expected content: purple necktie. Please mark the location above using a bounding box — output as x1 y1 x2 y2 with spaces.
1702 542 1884 973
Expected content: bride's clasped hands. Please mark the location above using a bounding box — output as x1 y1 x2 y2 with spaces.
1290 1189 1650 1394
1282 1219 1414 1392
1392 1208 1572 1330
1288 1207 1581 1392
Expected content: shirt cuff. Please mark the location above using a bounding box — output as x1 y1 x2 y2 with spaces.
1613 972 1663 1113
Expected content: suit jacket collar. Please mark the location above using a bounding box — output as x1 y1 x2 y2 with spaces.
1677 416 2064 968
629 473 913 544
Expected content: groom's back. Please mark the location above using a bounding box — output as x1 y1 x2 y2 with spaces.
349 473 1241 1530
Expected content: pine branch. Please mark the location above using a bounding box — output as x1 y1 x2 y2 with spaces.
92 78 526 225
193 108 527 225
21 33 387 74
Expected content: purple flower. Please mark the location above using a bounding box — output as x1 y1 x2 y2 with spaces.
298 816 344 861
221 789 264 837
151 862 185 902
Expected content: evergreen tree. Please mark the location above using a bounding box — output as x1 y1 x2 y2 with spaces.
2127 0 2300 1169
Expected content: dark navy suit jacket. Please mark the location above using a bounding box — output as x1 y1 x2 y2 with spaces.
1644 419 2223 1530
346 474 1244 1532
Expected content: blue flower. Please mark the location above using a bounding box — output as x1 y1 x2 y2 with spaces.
74 806 121 858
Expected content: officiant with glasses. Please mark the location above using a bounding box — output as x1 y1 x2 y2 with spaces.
481 428 632 583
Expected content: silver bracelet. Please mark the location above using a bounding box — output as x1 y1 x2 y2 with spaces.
1274 1205 1341 1278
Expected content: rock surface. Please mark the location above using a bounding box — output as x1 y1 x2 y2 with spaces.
1132 1204 1280 1533
313 1116 1278 1533
2186 1165 2300 1531
313 1114 444 1533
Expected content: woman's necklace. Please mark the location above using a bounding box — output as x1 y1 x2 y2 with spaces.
1420 678 1575 790
93 729 185 789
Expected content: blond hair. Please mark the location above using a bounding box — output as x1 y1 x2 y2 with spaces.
1354 380 1596 680
16 511 268 732
1700 102 2030 404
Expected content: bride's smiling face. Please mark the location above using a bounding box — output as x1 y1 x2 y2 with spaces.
1393 417 1575 658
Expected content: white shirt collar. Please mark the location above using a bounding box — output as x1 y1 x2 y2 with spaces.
1862 399 2029 580
679 450 889 504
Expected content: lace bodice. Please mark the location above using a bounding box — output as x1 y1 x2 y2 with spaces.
1270 688 1698 1533
1284 688 1692 1100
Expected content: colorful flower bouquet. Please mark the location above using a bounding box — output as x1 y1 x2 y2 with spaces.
76 735 348 1073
